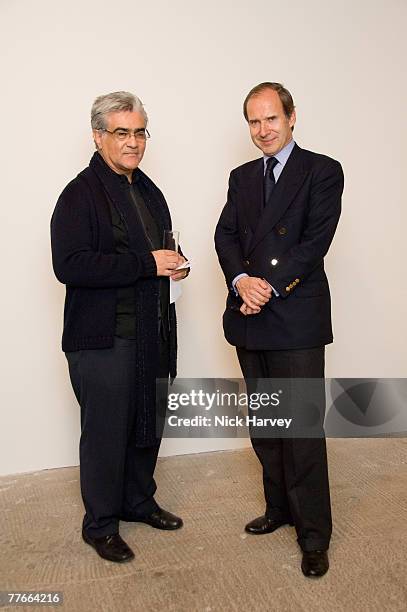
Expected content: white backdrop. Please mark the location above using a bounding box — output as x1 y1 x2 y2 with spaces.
0 0 406 476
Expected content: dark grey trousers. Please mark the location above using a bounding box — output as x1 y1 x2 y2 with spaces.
66 336 169 538
236 346 332 552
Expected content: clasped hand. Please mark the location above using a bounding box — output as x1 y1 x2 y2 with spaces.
151 250 188 281
236 276 272 316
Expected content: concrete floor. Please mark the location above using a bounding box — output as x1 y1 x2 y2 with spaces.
1 439 406 612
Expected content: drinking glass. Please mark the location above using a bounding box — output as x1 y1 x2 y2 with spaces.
163 230 179 252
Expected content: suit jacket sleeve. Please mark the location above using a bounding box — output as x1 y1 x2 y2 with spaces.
51 179 157 288
266 158 344 298
214 169 246 288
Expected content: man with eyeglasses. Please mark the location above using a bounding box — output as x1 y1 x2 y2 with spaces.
215 82 344 577
51 91 188 563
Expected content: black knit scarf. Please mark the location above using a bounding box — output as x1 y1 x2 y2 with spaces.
83 153 177 446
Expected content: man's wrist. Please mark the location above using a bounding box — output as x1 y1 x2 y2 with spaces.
263 279 279 297
232 273 248 295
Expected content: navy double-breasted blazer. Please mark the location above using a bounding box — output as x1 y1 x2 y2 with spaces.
214 143 344 350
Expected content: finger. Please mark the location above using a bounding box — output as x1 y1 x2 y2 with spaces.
164 265 180 275
170 271 186 281
246 285 269 300
253 278 272 290
247 306 261 315
166 255 180 264
251 295 268 306
248 293 267 306
251 291 271 304
244 297 261 309
254 285 272 297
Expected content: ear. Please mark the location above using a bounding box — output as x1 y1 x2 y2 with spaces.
93 129 103 150
289 109 296 129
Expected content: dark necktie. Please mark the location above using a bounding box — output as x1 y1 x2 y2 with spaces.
264 156 279 206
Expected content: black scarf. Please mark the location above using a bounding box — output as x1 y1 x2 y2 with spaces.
81 153 177 446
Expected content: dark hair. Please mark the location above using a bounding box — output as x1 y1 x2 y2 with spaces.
243 82 295 121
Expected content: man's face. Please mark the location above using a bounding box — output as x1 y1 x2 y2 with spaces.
246 89 296 156
93 110 147 178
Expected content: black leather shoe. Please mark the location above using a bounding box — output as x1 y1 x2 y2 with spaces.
134 508 183 530
82 531 135 563
301 550 329 577
245 514 293 535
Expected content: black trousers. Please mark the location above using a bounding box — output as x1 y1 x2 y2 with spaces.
66 336 169 538
236 346 332 552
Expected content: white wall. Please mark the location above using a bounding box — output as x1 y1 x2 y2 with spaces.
0 0 406 476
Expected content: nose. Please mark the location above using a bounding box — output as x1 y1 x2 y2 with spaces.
259 121 270 138
126 135 139 148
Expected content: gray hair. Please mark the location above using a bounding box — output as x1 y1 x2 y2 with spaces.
91 91 148 130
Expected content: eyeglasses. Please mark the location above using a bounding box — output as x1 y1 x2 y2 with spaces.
99 127 151 141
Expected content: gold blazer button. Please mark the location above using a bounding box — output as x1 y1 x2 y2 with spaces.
278 227 287 235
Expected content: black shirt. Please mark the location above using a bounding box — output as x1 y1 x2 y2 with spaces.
109 173 169 339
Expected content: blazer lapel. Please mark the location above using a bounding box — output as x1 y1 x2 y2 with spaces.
248 144 308 254
240 158 264 236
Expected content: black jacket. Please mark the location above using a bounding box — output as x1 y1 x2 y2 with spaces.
51 153 178 445
215 144 344 350
51 153 174 349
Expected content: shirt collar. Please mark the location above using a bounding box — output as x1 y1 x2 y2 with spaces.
263 139 295 171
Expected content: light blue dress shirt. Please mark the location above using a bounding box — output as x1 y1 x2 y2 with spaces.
232 139 296 296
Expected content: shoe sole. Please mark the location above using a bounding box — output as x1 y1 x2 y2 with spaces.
301 566 329 578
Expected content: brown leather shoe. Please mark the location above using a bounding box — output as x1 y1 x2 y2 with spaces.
301 550 329 577
82 531 135 563
245 514 293 535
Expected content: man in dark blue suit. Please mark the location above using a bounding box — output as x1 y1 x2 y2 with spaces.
215 82 344 577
